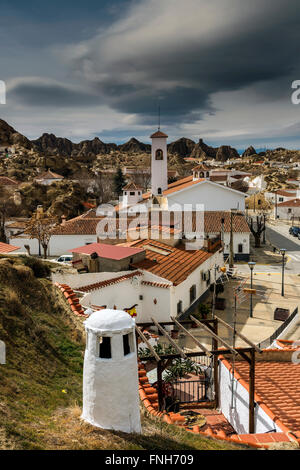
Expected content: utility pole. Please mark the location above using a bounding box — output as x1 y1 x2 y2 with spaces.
212 264 218 319
280 249 286 297
229 209 235 269
248 262 256 318
263 213 266 244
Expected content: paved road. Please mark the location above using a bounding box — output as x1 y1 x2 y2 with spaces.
266 224 300 273
235 224 300 275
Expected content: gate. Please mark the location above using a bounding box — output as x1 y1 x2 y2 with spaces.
169 376 210 404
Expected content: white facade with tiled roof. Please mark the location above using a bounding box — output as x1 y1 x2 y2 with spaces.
53 238 224 323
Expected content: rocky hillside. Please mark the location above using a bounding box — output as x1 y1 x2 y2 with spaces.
0 119 32 149
0 119 242 161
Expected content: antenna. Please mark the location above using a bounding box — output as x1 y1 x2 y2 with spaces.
158 105 161 131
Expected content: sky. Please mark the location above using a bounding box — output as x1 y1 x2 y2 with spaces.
1 0 300 150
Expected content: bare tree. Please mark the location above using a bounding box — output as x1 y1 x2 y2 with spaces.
25 210 58 259
247 215 266 248
0 186 20 243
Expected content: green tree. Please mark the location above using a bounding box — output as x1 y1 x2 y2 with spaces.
113 167 126 196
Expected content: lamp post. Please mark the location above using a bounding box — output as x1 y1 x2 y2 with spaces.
248 261 256 318
280 249 286 297
262 213 267 244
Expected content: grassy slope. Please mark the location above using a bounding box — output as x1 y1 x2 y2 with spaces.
0 256 242 450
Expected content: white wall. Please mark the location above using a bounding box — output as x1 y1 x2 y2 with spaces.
166 182 246 212
277 205 300 220
219 360 283 434
170 250 224 316
223 232 250 256
10 234 98 257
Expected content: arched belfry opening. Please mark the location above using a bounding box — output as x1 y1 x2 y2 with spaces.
155 149 164 160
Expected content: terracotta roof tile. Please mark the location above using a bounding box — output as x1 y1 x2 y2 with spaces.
163 178 205 195
69 242 144 260
275 190 296 197
77 271 143 292
35 170 64 180
131 239 214 285
277 198 300 207
150 130 168 138
223 356 300 434
0 242 20 254
0 176 19 186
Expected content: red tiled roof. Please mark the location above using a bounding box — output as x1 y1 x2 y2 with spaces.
275 340 296 350
69 242 144 260
0 176 19 186
150 130 168 139
123 182 143 191
275 190 296 197
221 354 300 435
0 242 20 254
192 164 211 171
77 271 143 292
141 280 171 289
35 170 64 180
277 198 300 207
130 239 215 285
209 175 228 182
163 177 205 195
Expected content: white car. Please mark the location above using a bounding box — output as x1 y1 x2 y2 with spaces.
55 254 73 264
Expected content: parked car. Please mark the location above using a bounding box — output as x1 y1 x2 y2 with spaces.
289 226 300 237
55 254 73 264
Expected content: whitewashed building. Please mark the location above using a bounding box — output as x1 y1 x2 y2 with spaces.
54 238 224 323
276 199 300 220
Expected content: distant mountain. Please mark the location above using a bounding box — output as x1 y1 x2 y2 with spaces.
0 118 241 162
32 133 117 157
118 137 151 153
190 139 239 161
0 119 32 149
168 137 196 158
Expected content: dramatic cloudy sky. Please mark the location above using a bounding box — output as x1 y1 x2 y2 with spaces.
2 0 300 149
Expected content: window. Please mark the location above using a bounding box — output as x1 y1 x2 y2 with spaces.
199 172 204 178
238 243 243 253
157 188 162 195
99 336 111 359
279 197 284 202
123 333 131 356
177 301 183 314
288 208 292 213
190 285 196 304
130 192 135 196
155 149 163 160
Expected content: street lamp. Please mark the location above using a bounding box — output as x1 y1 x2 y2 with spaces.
280 249 287 297
248 261 256 318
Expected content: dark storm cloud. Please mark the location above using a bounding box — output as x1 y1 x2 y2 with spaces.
65 0 300 123
7 78 101 107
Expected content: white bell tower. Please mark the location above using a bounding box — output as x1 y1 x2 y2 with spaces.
82 309 141 434
151 129 168 196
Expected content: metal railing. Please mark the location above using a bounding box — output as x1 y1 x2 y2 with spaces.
170 377 210 404
258 306 299 349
